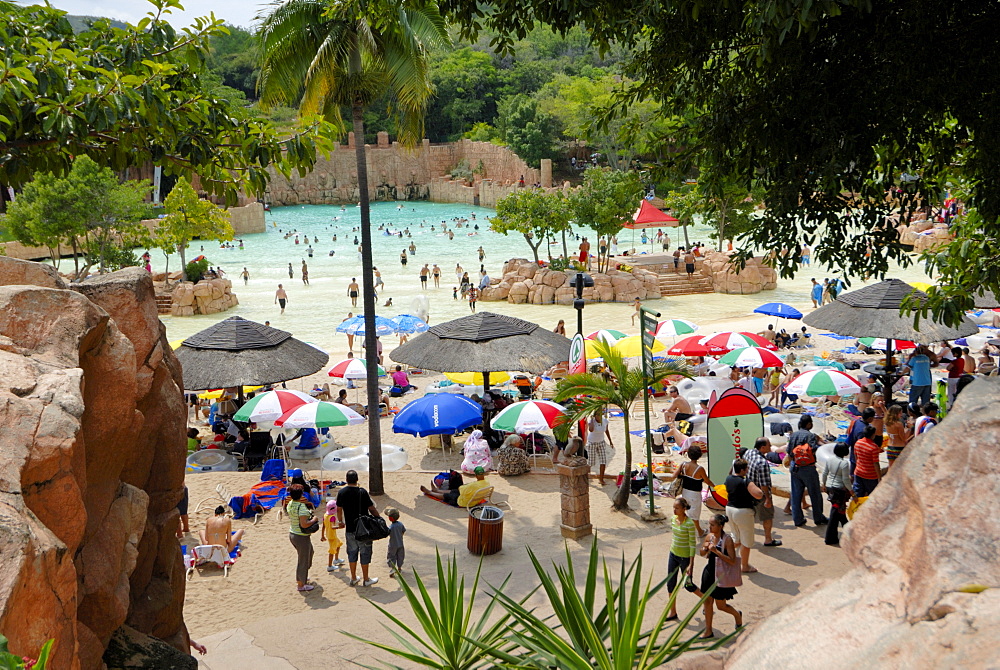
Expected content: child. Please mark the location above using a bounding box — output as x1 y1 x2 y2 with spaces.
385 507 406 576
453 286 458 300
321 499 345 572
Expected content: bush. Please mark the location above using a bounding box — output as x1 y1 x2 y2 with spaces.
84 241 139 272
185 257 211 283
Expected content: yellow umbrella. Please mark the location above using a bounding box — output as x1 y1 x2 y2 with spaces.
197 386 263 400
169 339 185 350
444 371 511 386
910 282 933 292
613 335 665 358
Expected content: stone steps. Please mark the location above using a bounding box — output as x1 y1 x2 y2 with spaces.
154 295 173 315
658 272 715 296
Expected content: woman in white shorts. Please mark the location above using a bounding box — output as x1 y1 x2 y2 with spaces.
724 459 764 573
669 444 714 536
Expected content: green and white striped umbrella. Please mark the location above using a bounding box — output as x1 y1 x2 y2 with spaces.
274 401 365 428
586 329 628 343
490 400 567 433
785 369 862 397
654 319 699 338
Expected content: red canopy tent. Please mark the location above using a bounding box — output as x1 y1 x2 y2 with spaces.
626 200 680 229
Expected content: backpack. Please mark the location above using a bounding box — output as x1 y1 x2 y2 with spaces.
792 442 816 467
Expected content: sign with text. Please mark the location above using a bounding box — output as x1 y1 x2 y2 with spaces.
705 387 764 487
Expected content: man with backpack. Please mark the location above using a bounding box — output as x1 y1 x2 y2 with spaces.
784 416 829 528
336 470 383 587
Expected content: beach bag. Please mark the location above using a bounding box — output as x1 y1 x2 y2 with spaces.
299 513 321 534
715 537 743 588
792 442 816 467
389 386 404 397
666 474 683 497
354 514 390 542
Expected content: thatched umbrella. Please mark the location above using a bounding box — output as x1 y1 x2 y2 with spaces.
804 279 978 390
390 312 571 382
175 316 329 391
974 289 999 309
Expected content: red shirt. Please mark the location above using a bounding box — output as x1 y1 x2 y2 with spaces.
947 358 965 378
853 437 882 480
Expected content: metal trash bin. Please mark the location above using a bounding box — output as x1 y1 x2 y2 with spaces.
467 505 504 555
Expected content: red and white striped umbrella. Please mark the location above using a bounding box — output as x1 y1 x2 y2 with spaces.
667 335 710 357
327 358 387 379
699 331 777 354
274 401 365 428
232 389 316 422
490 400 567 433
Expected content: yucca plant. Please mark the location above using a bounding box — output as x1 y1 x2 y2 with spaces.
342 550 521 669
474 538 732 669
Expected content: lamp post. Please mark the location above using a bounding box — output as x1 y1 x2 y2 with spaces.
569 271 594 336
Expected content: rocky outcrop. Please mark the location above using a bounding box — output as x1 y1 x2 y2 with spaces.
674 378 1000 669
0 264 189 669
0 255 69 289
699 250 778 295
898 219 954 252
484 258 662 305
170 278 239 316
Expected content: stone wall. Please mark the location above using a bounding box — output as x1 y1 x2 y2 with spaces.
265 138 544 206
898 219 953 252
699 250 778 295
170 278 239 316
482 258 661 305
0 259 190 669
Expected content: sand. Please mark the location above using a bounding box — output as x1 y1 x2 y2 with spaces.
184 312 862 669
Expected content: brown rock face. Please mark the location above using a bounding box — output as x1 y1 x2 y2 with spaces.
675 378 1000 669
0 266 189 669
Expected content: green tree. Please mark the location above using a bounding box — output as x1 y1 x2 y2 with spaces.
258 0 449 495
661 172 764 251
491 188 570 264
160 179 233 281
425 48 501 141
569 167 643 271
0 0 332 205
4 173 87 272
554 339 688 511
497 95 556 168
438 0 1000 324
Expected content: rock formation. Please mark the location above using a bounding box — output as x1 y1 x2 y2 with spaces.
699 250 778 295
483 258 662 304
672 378 1000 669
0 258 190 669
170 278 239 316
898 219 954 252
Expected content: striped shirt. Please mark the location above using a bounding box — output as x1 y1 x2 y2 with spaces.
853 438 883 480
288 500 313 536
670 515 697 558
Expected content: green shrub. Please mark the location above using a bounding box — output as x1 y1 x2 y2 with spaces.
185 257 211 283
0 634 53 669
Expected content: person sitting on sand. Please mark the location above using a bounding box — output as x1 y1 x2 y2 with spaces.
201 506 244 552
662 386 694 422
496 434 530 476
460 430 493 473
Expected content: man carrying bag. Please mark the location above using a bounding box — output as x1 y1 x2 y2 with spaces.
336 470 384 587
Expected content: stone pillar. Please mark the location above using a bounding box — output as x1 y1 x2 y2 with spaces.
377 131 390 148
540 158 553 188
348 132 355 149
557 461 593 539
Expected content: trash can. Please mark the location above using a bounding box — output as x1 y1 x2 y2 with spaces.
467 505 504 555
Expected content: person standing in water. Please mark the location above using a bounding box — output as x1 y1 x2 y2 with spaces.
288 262 294 279
347 278 360 307
240 267 250 285
374 267 384 291
400 249 408 266
275 284 288 314
432 264 441 288
419 264 430 290
301 260 309 285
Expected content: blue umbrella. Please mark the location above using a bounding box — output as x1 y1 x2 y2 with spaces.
753 302 803 320
391 314 430 335
336 314 397 337
392 393 483 437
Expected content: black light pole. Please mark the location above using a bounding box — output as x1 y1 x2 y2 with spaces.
569 271 595 336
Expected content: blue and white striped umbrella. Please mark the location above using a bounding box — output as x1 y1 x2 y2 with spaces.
335 314 397 337
391 314 430 335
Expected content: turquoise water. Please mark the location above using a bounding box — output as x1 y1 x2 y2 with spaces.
160 201 933 355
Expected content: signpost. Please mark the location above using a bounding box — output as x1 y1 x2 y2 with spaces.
640 307 661 519
569 333 586 376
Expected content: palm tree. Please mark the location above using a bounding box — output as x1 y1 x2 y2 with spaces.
258 0 448 494
554 339 690 511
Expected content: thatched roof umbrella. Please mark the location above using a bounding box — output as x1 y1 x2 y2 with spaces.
390 312 571 389
175 316 329 391
974 289 999 309
804 279 978 387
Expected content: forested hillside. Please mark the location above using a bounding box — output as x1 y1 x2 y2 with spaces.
205 24 675 171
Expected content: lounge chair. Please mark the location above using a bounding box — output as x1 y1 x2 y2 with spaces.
184 542 241 580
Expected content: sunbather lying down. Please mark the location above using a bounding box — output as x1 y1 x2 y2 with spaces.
201 506 244 552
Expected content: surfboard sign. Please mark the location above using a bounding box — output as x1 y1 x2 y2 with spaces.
569 333 587 375
705 387 764 486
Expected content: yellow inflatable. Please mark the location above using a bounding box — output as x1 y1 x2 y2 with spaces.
846 496 869 521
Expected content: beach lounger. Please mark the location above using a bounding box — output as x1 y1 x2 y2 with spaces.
194 483 233 515
184 542 241 580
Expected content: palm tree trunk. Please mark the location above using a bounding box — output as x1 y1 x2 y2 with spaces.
613 414 632 510
353 102 384 496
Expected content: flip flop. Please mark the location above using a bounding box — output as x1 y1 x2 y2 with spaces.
665 614 679 622
763 539 783 547
741 566 759 574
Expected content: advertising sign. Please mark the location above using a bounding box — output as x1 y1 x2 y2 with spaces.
705 387 764 486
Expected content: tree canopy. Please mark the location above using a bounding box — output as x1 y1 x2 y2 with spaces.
160 178 234 281
490 188 569 264
436 0 1000 324
569 167 643 271
0 0 333 204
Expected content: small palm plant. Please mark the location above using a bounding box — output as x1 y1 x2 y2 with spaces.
479 539 730 669
554 338 690 510
342 550 520 669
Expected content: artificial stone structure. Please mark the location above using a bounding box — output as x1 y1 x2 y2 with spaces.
483 258 662 305
557 461 593 539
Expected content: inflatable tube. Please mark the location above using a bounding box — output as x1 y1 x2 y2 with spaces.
322 444 408 472
814 441 839 470
675 377 734 405
186 450 239 473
